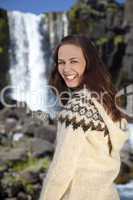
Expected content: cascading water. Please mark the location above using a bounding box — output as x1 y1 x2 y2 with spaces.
8 11 48 111
7 11 68 118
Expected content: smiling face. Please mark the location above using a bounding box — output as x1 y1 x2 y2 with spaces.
57 44 86 88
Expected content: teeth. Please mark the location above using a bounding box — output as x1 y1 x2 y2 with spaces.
65 75 76 80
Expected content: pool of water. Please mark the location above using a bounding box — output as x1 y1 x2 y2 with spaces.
116 180 133 200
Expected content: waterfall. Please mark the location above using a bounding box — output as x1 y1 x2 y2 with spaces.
7 11 69 117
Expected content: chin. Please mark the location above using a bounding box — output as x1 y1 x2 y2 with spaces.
64 78 81 89
66 83 79 88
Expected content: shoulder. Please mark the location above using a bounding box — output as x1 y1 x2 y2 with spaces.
57 88 109 136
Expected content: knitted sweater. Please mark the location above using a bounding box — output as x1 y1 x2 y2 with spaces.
39 88 129 200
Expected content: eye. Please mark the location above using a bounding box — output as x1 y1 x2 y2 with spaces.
58 61 65 65
71 60 78 64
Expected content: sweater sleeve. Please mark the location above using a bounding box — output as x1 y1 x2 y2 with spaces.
39 97 87 200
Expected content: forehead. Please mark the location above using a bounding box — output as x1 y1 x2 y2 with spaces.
58 44 84 59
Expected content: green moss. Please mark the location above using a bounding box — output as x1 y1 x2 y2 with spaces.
25 183 34 194
12 156 51 173
69 4 82 19
2 157 52 195
114 35 124 45
2 173 18 187
5 159 14 168
0 164 7 172
0 47 3 53
107 3 118 13
96 37 109 45
2 173 34 195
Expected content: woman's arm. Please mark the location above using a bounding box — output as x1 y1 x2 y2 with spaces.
39 120 86 200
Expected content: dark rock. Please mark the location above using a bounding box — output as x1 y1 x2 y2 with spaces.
120 140 133 168
19 171 40 184
17 192 29 200
12 136 54 158
34 125 57 143
29 137 54 158
120 162 131 174
5 118 18 133
0 147 28 163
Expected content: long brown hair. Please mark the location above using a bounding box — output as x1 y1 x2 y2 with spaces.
49 34 127 155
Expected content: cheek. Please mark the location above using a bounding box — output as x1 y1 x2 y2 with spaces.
77 63 86 76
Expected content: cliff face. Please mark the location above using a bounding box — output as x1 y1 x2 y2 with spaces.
0 9 10 91
68 0 132 87
122 0 133 82
124 0 133 25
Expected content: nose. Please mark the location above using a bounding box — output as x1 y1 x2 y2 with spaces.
63 62 72 74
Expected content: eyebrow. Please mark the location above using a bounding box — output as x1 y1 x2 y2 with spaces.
58 57 78 61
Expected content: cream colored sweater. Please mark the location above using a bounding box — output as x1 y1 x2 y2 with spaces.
39 88 129 200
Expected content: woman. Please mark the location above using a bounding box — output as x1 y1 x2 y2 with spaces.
39 34 129 200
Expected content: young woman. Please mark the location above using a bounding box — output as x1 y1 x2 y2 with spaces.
39 34 129 200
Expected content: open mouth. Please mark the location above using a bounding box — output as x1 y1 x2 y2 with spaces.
64 74 78 81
